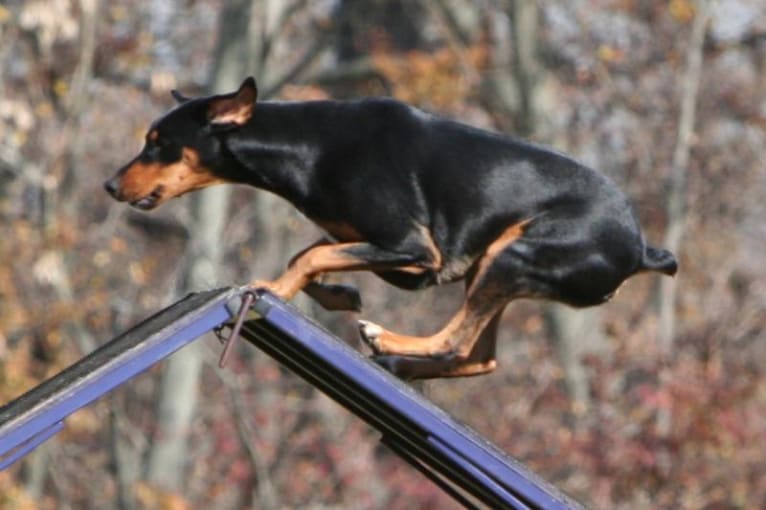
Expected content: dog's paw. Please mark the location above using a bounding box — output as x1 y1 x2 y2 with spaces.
358 319 384 352
371 354 399 373
370 354 421 380
303 282 362 312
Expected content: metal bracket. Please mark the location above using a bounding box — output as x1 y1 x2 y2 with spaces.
0 287 237 471
216 290 256 368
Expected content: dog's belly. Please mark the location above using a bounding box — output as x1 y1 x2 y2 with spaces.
435 256 475 285
374 268 439 290
374 254 478 289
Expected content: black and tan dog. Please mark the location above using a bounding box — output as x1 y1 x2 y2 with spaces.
104 77 677 379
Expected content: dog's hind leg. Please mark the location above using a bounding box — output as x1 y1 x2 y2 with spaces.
373 309 505 379
359 220 530 379
360 275 510 379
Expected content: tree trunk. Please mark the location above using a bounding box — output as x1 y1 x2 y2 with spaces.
22 0 100 498
657 0 709 355
145 0 253 490
545 304 606 412
654 0 709 470
509 0 541 137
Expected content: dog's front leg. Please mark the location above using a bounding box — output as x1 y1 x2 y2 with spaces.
302 281 362 311
282 238 362 311
251 242 425 302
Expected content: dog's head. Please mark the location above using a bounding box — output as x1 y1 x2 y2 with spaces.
104 77 257 210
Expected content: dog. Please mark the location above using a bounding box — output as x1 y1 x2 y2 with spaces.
104 77 677 379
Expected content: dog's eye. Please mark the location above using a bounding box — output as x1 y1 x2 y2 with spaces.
146 130 161 145
155 137 170 148
146 130 170 148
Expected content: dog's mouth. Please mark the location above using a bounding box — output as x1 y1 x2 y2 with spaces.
130 187 164 210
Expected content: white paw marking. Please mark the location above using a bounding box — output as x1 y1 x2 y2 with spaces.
358 320 383 350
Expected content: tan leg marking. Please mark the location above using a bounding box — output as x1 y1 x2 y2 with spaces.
252 242 369 300
416 222 443 271
468 219 531 293
367 309 506 379
361 287 505 358
438 311 503 377
252 242 426 300
361 219 529 358
436 359 498 378
360 219 532 378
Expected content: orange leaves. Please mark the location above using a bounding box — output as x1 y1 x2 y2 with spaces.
133 482 190 510
669 0 696 24
372 46 487 109
597 44 625 65
279 85 331 101
0 340 35 404
0 6 11 25
0 471 38 510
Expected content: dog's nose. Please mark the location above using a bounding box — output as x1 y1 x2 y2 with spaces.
104 178 119 197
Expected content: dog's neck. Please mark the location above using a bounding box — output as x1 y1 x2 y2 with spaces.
219 101 336 205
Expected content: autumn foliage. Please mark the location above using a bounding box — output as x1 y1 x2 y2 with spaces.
1 1 765 509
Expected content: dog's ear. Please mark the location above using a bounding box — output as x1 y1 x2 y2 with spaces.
171 89 191 104
207 77 258 127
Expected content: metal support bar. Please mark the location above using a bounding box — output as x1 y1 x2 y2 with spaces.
217 290 256 368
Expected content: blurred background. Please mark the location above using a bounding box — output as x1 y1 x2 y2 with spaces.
1 0 765 508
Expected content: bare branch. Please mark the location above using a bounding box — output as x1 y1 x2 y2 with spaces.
658 0 710 353
424 0 472 46
261 21 338 99
214 367 280 509
257 0 312 73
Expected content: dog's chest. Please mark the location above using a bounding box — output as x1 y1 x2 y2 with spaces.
312 218 365 242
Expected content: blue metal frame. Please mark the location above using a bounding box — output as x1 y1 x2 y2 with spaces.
0 287 582 509
0 288 237 468
240 290 582 510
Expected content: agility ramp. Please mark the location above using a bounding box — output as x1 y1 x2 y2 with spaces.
0 287 582 509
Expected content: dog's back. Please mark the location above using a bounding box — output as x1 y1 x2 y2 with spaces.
273 99 663 301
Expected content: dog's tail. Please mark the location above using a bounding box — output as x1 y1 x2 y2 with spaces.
638 245 678 276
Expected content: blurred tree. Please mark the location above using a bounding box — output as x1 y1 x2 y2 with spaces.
654 0 710 475
54 0 99 222
145 0 254 492
657 0 709 354
15 0 102 500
